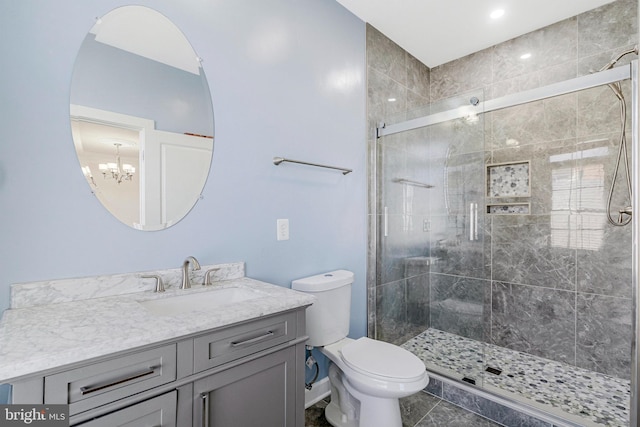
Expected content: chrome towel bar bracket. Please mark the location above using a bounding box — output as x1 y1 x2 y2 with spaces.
273 157 352 175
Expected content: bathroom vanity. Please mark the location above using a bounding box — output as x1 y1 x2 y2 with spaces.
0 262 314 426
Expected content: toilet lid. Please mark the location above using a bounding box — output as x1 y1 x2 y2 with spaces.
340 337 425 379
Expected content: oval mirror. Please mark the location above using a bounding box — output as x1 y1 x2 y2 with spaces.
70 6 214 230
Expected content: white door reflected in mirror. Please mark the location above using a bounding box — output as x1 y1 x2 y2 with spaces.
70 6 214 230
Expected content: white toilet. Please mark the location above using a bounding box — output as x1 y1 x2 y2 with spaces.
292 270 429 427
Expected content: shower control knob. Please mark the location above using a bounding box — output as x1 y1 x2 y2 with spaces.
618 206 632 223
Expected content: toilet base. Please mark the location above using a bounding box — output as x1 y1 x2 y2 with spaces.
351 392 402 427
325 401 358 427
324 363 403 427
324 392 403 427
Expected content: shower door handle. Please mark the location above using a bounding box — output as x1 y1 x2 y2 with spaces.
384 206 388 237
469 202 478 241
474 202 478 240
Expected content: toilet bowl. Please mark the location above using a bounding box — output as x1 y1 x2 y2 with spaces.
321 337 428 427
292 270 429 427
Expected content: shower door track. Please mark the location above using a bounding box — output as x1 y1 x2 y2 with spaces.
375 60 640 427
376 61 634 138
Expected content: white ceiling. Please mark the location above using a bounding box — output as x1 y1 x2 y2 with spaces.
92 5 201 75
336 0 618 68
71 120 139 158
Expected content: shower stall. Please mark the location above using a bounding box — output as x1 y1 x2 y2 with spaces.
370 51 639 426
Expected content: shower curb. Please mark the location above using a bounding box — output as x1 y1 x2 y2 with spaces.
425 371 593 427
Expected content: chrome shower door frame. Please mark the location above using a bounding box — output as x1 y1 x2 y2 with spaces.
631 58 639 427
377 64 633 137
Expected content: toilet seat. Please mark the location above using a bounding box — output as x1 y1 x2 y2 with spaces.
340 337 425 381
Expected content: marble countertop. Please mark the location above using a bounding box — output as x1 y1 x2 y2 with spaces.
0 277 315 383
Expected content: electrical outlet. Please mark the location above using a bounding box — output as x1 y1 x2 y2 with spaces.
277 219 289 240
423 219 431 232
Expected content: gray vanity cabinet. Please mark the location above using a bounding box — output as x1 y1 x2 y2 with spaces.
193 346 297 426
9 308 308 427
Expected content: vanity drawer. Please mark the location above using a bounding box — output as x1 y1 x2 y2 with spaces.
45 344 177 415
74 390 176 427
194 311 297 373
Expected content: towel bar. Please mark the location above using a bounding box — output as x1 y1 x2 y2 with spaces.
273 157 352 175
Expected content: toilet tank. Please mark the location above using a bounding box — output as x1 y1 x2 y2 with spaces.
292 270 354 347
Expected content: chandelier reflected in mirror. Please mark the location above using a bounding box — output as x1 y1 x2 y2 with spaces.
99 143 136 183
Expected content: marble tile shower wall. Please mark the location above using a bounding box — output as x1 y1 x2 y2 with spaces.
366 23 433 343
367 0 638 380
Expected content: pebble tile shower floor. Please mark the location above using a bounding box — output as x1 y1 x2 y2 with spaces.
402 328 630 427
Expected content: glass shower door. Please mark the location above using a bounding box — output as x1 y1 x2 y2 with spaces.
375 89 489 387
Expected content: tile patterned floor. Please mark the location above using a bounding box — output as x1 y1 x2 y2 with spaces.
305 399 333 427
305 393 503 427
402 328 630 427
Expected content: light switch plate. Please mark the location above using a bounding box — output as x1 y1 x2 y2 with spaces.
277 219 289 240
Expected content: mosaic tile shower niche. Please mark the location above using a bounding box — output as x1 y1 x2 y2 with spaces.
367 2 637 426
486 161 530 198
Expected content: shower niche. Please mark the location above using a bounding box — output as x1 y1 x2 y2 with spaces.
486 160 531 215
486 161 530 198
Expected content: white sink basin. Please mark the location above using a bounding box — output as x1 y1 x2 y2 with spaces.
139 287 262 316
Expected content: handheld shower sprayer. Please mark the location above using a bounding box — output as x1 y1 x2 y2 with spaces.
598 45 638 72
600 45 638 226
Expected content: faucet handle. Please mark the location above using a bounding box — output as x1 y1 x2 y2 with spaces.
141 275 165 293
203 268 221 286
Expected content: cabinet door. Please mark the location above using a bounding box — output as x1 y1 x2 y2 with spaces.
193 347 296 427
74 391 176 427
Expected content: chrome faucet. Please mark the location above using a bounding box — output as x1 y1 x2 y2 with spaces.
141 274 165 292
181 256 201 289
203 268 220 286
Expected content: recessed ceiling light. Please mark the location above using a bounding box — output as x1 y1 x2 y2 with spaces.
387 98 397 102
490 9 505 19
520 53 532 59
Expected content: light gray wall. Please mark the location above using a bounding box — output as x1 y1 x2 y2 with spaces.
71 35 213 135
0 0 366 401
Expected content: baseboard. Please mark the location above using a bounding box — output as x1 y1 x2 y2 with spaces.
304 377 331 409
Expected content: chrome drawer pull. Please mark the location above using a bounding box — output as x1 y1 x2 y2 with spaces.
230 331 274 347
79 366 157 395
202 393 210 427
